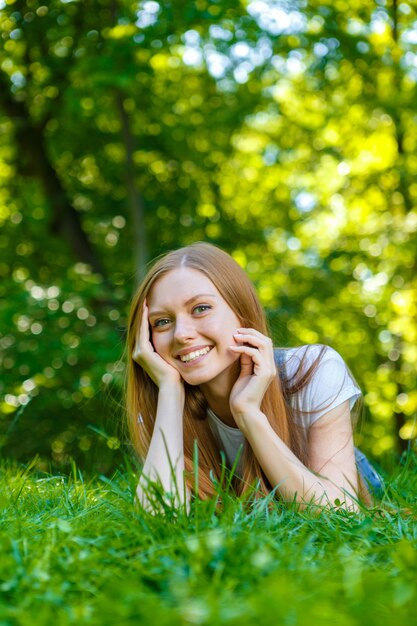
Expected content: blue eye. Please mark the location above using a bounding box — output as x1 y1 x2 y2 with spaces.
153 318 169 328
194 305 211 314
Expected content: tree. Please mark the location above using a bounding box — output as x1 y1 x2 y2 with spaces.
0 0 415 471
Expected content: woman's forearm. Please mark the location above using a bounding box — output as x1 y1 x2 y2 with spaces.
137 382 189 510
241 411 359 511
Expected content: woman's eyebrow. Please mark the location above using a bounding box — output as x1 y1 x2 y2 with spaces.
182 293 217 307
148 294 217 317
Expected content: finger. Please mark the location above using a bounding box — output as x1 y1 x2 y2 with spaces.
139 301 149 339
233 331 272 345
133 302 150 360
233 332 273 349
229 345 263 364
230 344 276 374
236 328 272 339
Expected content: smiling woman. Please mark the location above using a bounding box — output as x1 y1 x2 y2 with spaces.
125 242 383 513
146 269 246 419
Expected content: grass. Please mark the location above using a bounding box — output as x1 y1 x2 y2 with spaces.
0 453 416 626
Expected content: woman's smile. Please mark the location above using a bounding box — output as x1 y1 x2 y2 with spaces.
177 345 214 366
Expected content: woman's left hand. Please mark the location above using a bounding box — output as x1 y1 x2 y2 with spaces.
228 328 277 424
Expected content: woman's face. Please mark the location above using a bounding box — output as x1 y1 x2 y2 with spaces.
147 267 242 387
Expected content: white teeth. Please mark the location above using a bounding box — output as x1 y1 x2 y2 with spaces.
179 347 211 363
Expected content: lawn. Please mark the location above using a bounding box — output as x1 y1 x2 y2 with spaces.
1 454 416 625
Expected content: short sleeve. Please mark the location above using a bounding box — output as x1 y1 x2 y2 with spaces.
285 345 361 429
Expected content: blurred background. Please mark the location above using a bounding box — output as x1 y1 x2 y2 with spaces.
0 0 416 474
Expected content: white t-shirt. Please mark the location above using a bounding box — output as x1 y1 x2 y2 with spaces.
206 345 361 477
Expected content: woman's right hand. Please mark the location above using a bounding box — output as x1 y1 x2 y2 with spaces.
132 300 183 388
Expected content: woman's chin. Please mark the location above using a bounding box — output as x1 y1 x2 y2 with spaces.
181 371 208 384
193 364 239 388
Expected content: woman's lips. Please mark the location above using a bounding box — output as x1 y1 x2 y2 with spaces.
177 346 213 366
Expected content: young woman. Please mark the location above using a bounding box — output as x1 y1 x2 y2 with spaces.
126 242 382 512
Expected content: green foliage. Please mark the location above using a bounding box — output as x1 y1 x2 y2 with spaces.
0 0 416 470
0 455 416 624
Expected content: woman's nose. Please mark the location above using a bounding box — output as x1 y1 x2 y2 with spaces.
173 317 197 341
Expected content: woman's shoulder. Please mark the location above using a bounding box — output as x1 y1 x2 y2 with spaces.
276 344 345 376
275 344 361 425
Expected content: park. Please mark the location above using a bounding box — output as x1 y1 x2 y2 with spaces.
0 0 416 623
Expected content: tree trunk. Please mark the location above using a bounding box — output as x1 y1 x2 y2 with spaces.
116 93 149 285
0 71 106 278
